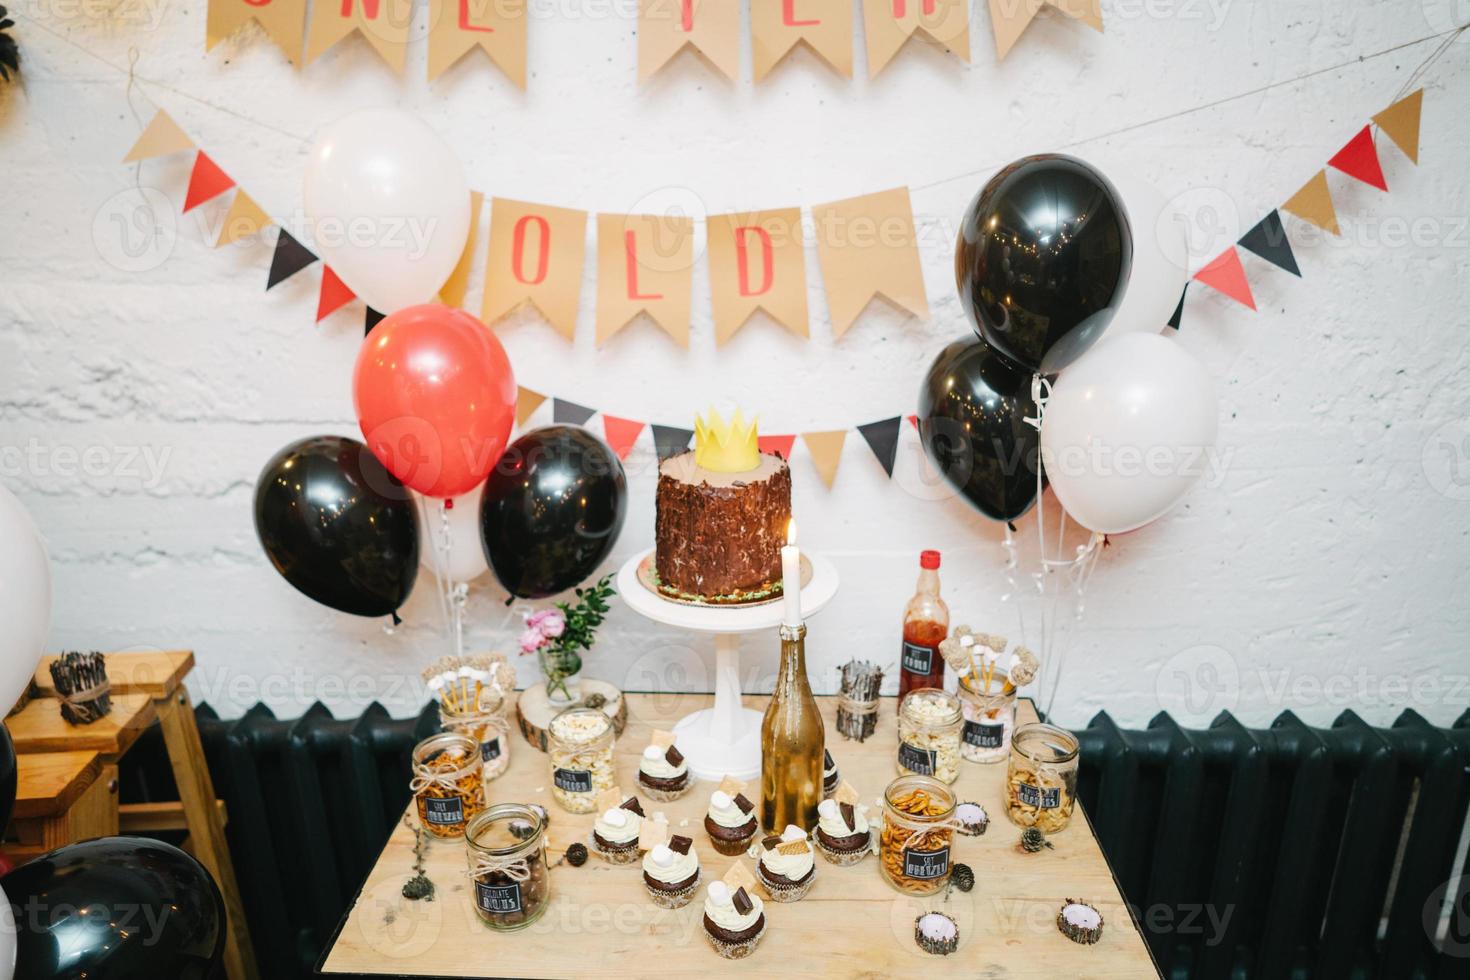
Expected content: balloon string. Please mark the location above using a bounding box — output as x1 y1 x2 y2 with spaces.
1000 523 1028 649
437 501 467 660
1041 531 1104 720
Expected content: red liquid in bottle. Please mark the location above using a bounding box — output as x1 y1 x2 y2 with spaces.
897 550 949 708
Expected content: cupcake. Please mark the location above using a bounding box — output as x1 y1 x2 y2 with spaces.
756 824 816 901
813 798 872 866
702 880 766 959
821 749 840 799
638 740 691 802
642 835 701 908
704 789 758 856
915 911 960 955
955 801 989 837
590 798 643 864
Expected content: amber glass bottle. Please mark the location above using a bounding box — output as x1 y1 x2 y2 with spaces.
761 623 825 833
897 550 949 708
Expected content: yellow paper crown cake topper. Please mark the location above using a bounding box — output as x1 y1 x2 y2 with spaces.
695 408 760 473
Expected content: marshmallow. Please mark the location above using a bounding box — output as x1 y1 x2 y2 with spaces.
642 745 663 760
601 809 627 827
959 635 974 648
709 790 732 809
707 881 730 903
781 824 805 842
817 799 838 819
650 844 674 867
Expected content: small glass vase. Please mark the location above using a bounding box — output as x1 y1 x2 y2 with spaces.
539 649 583 705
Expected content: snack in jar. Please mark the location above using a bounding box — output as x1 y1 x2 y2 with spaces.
1005 722 1079 832
957 672 1017 764
465 803 551 931
896 689 962 783
440 689 513 783
547 707 616 813
410 732 486 840
879 774 957 895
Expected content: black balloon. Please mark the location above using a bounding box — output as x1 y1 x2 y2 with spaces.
2 837 224 979
0 722 14 834
254 435 420 617
955 154 1132 374
481 426 627 599
919 336 1043 522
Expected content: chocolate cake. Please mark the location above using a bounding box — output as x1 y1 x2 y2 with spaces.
655 449 792 602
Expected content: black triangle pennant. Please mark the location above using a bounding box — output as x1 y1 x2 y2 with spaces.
651 425 695 459
1166 284 1187 331
1237 210 1301 277
857 417 902 478
364 307 386 337
266 229 318 290
552 398 597 427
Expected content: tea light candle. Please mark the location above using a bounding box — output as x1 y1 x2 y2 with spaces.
781 519 801 627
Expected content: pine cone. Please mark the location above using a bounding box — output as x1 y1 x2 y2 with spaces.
1020 827 1052 853
951 863 975 892
565 842 588 867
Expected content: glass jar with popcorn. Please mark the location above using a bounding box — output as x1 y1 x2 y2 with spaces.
896 689 962 784
1005 723 1079 832
957 674 1017 764
547 707 616 813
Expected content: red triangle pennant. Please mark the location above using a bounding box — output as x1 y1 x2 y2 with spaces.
1328 126 1388 192
316 266 356 322
1193 248 1256 311
906 414 919 431
602 415 646 461
758 434 797 461
182 151 236 213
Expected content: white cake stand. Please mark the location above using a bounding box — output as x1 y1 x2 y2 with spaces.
615 547 840 781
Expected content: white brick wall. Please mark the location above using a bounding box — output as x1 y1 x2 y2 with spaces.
2 2 1468 728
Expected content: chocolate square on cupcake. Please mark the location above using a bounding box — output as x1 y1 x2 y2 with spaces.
814 797 872 866
637 731 692 802
704 779 758 856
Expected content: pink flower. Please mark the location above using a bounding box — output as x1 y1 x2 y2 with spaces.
539 612 566 638
519 627 548 654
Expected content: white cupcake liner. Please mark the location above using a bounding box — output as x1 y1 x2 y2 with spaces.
815 831 872 866
757 864 815 902
588 830 640 865
705 919 766 959
644 868 701 909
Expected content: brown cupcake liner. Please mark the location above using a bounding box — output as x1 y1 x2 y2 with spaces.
815 831 872 866
757 864 815 902
589 831 641 866
644 868 701 909
639 779 692 803
707 828 757 856
705 920 766 959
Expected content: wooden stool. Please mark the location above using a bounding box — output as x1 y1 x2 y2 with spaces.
9 750 117 860
15 650 260 980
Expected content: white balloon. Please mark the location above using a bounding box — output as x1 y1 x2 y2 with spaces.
1104 175 1190 337
418 491 489 585
1041 334 1218 534
0 880 14 980
303 109 471 314
0 485 51 712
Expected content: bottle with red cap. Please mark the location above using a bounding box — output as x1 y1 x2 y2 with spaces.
898 550 949 707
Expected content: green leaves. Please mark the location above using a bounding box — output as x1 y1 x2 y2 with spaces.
551 574 616 658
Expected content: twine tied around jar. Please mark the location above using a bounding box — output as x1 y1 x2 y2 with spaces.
466 842 543 883
410 757 479 795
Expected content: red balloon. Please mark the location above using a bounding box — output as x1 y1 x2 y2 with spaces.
353 305 516 499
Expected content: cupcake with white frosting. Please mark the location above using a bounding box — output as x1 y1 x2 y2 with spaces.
813 798 872 866
821 749 840 799
701 880 766 959
755 824 816 901
703 789 758 856
638 741 691 801
589 798 644 864
642 835 701 908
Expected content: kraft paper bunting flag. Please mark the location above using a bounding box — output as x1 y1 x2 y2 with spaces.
751 0 853 79
638 0 740 81
182 152 235 213
1328 126 1388 192
515 386 547 426
1192 248 1255 311
482 198 588 340
123 110 195 163
1373 89 1422 165
439 191 484 309
863 0 970 77
365 306 386 337
214 189 272 247
1281 170 1340 236
603 415 647 460
759 434 797 461
207 0 306 63
1166 284 1187 331
307 0 412 71
987 0 1101 59
812 188 929 338
801 430 847 488
857 417 901 477
707 208 809 344
1237 210 1300 277
553 398 597 427
317 266 356 321
426 0 527 86
267 229 318 289
652 425 695 459
595 213 694 347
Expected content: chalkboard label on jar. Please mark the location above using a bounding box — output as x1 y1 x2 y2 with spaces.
1017 781 1061 809
901 642 934 674
476 880 523 915
903 845 950 880
553 768 593 793
423 796 465 826
963 720 1005 749
897 741 937 776
481 737 502 763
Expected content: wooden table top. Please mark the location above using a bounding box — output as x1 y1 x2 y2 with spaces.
33 649 194 699
320 692 1160 979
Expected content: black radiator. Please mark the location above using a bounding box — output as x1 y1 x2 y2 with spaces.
116 704 1470 980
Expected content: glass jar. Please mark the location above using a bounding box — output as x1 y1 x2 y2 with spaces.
896 689 962 783
411 732 486 839
957 674 1017 764
546 707 616 813
465 804 551 931
1005 723 1079 832
440 694 512 782
879 774 956 895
